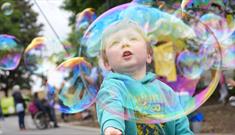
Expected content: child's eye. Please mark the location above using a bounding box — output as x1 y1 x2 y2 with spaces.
110 41 119 47
130 37 138 41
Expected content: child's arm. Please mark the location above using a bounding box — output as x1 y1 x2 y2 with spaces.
96 84 125 135
175 116 194 135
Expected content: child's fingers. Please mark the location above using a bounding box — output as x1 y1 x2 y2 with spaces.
105 127 122 135
113 129 122 135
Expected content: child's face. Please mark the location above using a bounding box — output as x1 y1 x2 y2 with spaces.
103 27 152 74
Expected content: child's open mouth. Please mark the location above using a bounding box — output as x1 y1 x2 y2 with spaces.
122 51 133 60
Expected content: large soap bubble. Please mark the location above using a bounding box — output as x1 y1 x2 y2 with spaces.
199 13 235 70
24 37 47 73
82 0 222 123
24 37 62 74
0 34 23 70
47 57 97 113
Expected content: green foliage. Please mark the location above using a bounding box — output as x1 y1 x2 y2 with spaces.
0 0 43 96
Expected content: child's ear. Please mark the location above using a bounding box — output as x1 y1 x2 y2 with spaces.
103 61 112 71
98 55 111 71
146 53 152 64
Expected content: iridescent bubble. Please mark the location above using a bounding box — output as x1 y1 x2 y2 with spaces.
24 37 47 73
0 34 23 70
82 0 221 123
24 37 60 74
180 0 225 12
200 13 235 44
47 57 97 113
76 8 97 32
1 2 13 16
177 50 203 79
181 0 193 11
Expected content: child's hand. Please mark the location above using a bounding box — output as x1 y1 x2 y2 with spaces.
227 78 235 85
104 127 122 135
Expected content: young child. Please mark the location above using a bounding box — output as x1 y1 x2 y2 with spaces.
96 19 193 135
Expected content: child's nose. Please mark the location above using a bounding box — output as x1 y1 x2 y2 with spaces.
121 39 130 48
121 44 130 49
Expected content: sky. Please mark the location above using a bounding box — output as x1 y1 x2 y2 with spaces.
31 0 72 92
32 0 72 53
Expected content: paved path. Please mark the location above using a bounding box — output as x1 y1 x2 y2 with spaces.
0 115 233 135
0 115 99 135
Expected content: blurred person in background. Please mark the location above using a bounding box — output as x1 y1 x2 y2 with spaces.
12 85 26 130
0 96 4 120
34 92 59 128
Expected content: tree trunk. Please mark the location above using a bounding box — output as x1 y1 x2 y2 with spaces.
3 87 8 97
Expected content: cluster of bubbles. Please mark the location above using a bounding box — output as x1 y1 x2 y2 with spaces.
180 0 235 70
0 4 98 114
0 35 98 113
1 0 235 123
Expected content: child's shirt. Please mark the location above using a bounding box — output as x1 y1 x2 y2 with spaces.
96 72 193 135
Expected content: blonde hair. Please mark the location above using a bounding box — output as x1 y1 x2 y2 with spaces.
100 19 152 63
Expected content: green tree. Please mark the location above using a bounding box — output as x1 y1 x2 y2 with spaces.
0 0 43 96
